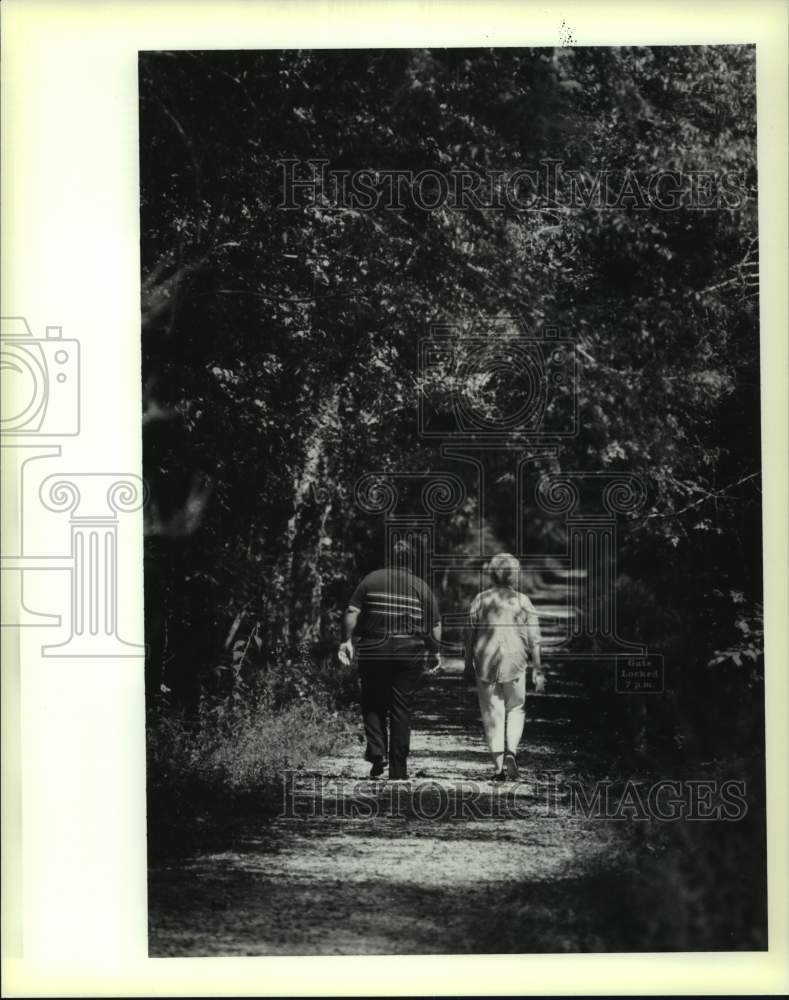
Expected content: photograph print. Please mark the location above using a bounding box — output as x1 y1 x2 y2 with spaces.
139 45 766 956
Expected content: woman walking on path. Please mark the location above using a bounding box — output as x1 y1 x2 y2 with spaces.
465 553 544 782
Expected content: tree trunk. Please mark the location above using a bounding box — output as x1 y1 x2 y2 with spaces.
282 389 340 648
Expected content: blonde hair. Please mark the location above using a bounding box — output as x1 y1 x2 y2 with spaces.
488 552 521 587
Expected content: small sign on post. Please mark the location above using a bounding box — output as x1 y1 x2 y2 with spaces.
615 654 665 694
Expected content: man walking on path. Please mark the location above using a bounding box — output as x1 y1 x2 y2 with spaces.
339 540 442 780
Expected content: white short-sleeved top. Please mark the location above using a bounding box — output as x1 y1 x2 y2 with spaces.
469 587 540 683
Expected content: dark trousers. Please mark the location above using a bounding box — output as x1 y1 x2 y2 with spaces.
358 650 423 779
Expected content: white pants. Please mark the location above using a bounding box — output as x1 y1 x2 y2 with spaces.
476 673 526 754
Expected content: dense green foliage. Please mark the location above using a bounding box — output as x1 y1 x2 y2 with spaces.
140 47 762 749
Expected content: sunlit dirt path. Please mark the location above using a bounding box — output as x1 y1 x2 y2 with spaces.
148 657 679 955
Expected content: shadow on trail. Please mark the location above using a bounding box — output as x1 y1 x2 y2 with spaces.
149 822 764 956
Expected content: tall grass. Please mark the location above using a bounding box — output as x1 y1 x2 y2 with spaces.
147 647 359 856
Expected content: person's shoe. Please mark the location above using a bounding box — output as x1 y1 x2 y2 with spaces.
504 751 519 781
369 757 385 779
492 770 507 783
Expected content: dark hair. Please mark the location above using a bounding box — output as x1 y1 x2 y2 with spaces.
391 538 413 559
385 537 415 572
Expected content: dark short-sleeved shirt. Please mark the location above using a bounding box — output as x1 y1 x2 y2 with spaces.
349 567 440 656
